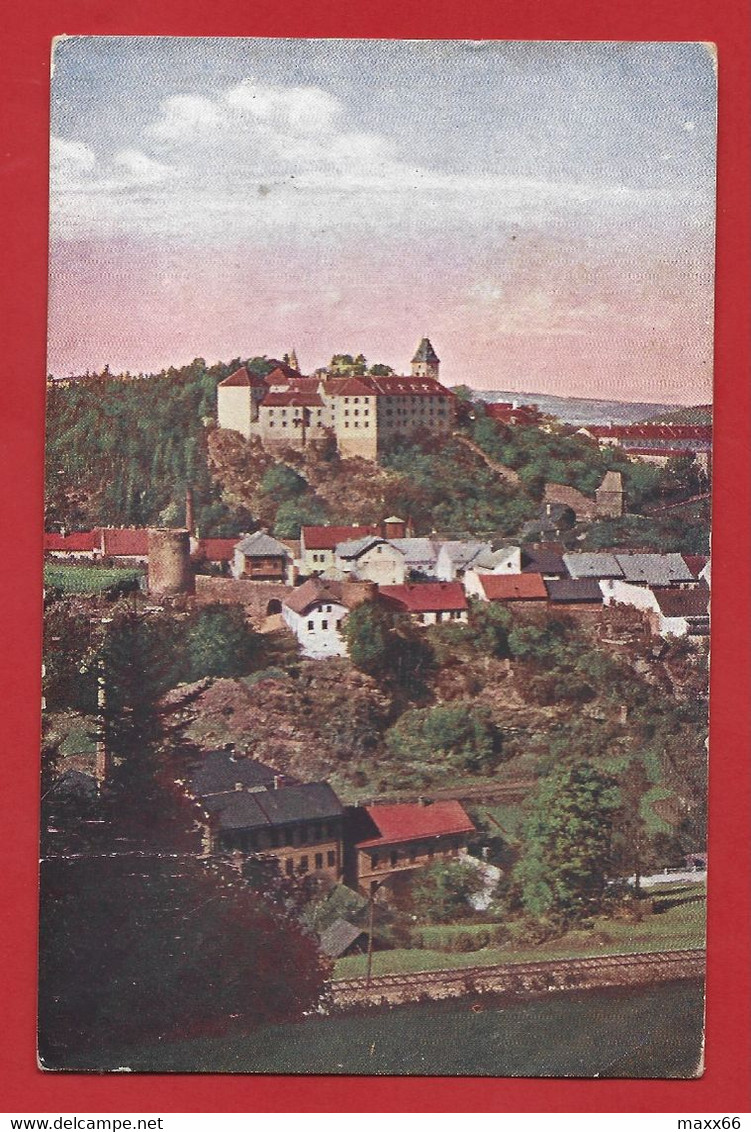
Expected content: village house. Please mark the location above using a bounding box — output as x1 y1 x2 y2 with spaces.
300 523 380 575
545 577 603 611
434 540 493 582
521 544 568 579
563 552 625 581
217 338 456 462
231 530 294 583
282 576 374 658
334 536 407 586
345 800 476 896
599 578 709 638
195 773 346 881
378 581 469 625
389 536 439 578
43 527 149 562
463 571 548 604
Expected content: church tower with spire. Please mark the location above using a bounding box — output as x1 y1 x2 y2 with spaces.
288 348 300 374
411 336 440 380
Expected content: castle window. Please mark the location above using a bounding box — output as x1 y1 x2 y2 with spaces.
315 853 323 870
327 850 336 867
344 409 349 416
344 421 349 428
354 421 359 428
299 856 309 874
285 858 294 876
354 408 359 415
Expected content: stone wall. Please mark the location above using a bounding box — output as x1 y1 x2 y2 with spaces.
194 576 294 622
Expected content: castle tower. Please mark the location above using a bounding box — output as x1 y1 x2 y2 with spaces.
411 337 440 380
595 470 624 518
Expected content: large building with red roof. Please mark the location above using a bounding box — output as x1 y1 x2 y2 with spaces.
217 338 456 461
347 800 476 895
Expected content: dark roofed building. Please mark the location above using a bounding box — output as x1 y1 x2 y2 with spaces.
546 578 603 605
198 779 345 881
190 749 284 799
232 530 293 583
318 918 369 958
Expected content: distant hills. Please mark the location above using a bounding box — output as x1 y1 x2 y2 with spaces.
467 389 711 427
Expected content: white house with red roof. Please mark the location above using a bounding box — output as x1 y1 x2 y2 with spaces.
378 581 468 625
347 800 476 895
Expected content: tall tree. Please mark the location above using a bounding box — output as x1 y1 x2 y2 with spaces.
515 762 620 921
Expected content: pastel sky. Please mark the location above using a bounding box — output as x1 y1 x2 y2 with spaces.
49 38 716 402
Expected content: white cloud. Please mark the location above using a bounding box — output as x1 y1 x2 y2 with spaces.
50 76 702 244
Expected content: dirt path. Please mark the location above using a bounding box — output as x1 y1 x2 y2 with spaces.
452 434 521 485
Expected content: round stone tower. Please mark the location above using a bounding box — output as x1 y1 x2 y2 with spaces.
147 528 195 595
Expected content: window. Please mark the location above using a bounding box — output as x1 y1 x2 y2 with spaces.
327 850 336 867
336 619 342 630
307 619 314 631
299 856 309 874
354 408 359 416
370 853 379 869
315 853 323 870
390 850 398 866
285 858 294 876
325 604 332 612
321 619 328 629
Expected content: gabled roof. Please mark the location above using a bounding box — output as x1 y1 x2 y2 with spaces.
598 470 624 492
367 373 452 397
210 781 344 832
356 801 474 848
682 554 709 578
478 573 547 601
652 584 710 618
379 581 468 613
586 424 712 441
283 577 348 616
389 537 437 566
235 531 290 558
334 377 375 397
546 578 603 604
218 365 267 389
44 530 101 553
437 540 492 569
302 524 379 551
319 919 367 958
336 535 393 560
191 538 238 563
191 751 281 797
411 337 440 364
615 553 695 586
521 545 567 576
264 360 305 381
100 528 149 556
563 552 624 579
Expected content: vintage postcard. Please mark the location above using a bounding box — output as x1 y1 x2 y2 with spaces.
40 37 714 1076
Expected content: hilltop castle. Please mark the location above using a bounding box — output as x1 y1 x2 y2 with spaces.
217 337 455 461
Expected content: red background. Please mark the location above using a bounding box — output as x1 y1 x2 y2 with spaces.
2 0 749 1114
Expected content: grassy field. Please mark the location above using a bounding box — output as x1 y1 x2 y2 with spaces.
44 564 144 594
334 883 705 979
50 978 705 1076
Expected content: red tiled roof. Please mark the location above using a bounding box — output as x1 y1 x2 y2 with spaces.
44 530 101 553
379 581 468 613
356 801 475 848
100 528 149 556
262 391 324 408
367 373 455 398
653 585 710 618
283 577 347 616
334 377 377 397
265 360 304 381
218 365 266 388
192 539 237 563
485 403 540 423
478 573 548 601
587 424 712 441
302 524 379 551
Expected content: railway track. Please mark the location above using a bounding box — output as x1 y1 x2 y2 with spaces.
330 948 705 1003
